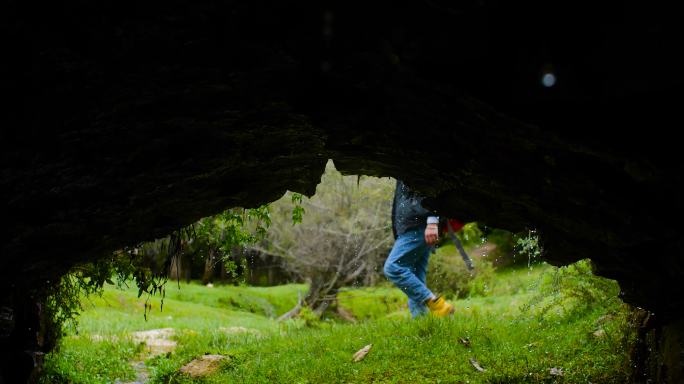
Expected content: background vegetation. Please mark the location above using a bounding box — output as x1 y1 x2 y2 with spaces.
256 161 395 317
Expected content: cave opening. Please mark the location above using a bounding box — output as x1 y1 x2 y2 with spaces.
29 160 646 383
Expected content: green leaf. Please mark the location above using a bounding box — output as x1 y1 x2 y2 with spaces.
292 206 305 225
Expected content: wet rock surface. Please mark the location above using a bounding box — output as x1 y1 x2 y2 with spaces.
2 0 684 381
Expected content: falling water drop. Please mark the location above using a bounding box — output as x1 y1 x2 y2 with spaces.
541 72 556 87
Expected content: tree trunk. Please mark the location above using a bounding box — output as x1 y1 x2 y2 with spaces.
168 255 182 281
202 249 216 284
183 255 192 283
218 259 227 281
279 273 342 321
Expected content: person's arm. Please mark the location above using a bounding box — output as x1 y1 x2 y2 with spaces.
425 216 439 246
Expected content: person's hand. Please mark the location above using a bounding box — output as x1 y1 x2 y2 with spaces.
424 223 439 246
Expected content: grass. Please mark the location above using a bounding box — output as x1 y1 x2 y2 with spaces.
203 309 633 383
42 253 639 383
42 336 140 383
41 283 303 383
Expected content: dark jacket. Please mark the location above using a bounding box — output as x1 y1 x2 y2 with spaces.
391 180 436 238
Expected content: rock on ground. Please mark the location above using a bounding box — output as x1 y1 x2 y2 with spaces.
132 328 177 356
180 355 228 378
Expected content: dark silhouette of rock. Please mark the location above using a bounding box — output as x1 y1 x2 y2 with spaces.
2 0 683 381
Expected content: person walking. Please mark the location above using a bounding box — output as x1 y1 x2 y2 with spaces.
383 180 455 317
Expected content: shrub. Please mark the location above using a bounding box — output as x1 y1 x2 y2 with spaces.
521 259 622 321
427 244 497 299
337 286 407 320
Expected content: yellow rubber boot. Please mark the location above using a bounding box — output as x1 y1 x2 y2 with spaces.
427 296 455 317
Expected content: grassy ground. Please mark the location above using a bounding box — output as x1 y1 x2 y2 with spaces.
42 253 639 383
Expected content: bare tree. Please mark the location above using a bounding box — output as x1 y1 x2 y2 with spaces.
255 160 394 318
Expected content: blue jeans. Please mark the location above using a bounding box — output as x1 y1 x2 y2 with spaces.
383 228 433 317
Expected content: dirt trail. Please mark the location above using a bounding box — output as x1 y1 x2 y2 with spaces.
118 328 177 384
